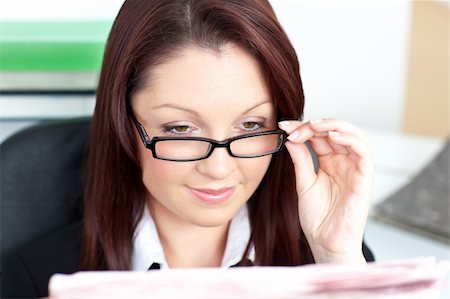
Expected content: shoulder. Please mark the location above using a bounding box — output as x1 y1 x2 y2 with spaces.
2 221 82 298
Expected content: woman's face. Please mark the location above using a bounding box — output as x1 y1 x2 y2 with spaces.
132 44 276 228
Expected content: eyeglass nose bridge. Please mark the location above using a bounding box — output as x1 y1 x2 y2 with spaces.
202 138 239 159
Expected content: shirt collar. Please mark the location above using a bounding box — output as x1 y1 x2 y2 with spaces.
131 205 255 271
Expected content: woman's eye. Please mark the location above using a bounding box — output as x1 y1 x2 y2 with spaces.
240 121 265 131
162 125 193 136
172 126 189 133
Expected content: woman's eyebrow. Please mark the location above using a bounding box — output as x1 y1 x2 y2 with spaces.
151 103 200 116
241 100 272 115
151 100 271 116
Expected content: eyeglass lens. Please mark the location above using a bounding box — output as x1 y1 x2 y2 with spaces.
155 140 212 160
230 134 281 157
154 133 282 160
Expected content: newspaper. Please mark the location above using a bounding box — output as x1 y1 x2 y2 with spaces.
49 257 449 299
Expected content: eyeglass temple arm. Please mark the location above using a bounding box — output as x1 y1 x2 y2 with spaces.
130 113 152 146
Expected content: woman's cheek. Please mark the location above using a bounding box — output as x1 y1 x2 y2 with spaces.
239 155 272 185
142 156 192 186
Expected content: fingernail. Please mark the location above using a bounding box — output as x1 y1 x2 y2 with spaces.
278 121 291 128
328 131 340 137
310 119 323 124
287 131 301 141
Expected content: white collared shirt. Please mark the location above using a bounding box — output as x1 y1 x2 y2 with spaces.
131 205 255 270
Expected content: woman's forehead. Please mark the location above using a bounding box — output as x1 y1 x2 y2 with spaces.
132 44 273 116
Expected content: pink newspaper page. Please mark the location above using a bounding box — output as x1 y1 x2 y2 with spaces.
49 257 449 299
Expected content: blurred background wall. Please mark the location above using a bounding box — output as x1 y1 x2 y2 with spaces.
402 1 449 138
271 0 449 138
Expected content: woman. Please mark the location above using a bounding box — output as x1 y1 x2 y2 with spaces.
4 0 374 297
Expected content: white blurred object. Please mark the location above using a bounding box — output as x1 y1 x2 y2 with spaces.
49 257 449 299
0 0 125 21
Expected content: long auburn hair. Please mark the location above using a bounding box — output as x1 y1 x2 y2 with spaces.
80 0 314 270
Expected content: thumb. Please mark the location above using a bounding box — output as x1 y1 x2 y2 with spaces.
284 141 317 195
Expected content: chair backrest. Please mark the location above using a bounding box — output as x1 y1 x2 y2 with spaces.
0 117 91 275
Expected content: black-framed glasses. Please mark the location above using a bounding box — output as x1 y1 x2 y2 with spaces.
132 119 287 162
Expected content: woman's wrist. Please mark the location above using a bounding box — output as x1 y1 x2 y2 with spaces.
311 246 367 265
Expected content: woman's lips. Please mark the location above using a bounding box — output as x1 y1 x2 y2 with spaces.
189 187 235 204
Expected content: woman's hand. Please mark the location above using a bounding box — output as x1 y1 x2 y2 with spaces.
278 119 373 264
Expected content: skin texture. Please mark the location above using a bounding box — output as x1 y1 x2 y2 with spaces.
132 44 276 267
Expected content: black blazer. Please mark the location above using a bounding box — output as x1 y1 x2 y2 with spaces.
2 221 375 298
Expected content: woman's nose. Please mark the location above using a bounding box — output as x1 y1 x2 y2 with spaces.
195 147 236 180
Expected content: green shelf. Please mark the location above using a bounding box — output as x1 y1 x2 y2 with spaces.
0 21 113 71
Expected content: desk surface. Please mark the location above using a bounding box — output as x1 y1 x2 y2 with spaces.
365 128 445 205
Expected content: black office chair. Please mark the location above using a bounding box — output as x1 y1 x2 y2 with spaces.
0 117 91 292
